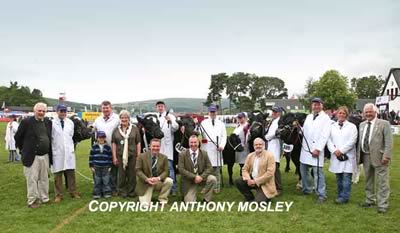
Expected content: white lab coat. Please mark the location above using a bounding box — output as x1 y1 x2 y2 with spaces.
264 117 281 163
233 122 249 164
299 111 332 167
158 112 179 161
5 121 18 150
200 118 227 167
51 117 76 173
327 120 358 174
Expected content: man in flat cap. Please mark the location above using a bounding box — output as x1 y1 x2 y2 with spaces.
299 97 332 203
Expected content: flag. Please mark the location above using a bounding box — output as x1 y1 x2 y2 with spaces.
84 106 88 112
1 101 5 109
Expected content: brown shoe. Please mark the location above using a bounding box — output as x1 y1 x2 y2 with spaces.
112 191 119 197
70 193 81 199
28 203 41 209
54 196 63 203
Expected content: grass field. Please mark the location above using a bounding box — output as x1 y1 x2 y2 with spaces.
0 122 399 233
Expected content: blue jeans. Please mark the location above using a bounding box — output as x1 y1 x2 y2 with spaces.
93 167 112 197
336 173 352 202
300 162 327 200
168 160 177 192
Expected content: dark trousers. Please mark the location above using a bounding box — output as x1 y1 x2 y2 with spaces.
275 162 282 193
235 178 270 203
93 167 112 197
110 164 118 193
117 155 136 197
54 169 77 197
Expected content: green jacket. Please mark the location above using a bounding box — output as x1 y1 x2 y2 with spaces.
135 151 169 196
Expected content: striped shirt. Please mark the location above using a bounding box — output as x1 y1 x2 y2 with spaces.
89 143 112 168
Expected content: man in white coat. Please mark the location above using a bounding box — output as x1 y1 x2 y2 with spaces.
155 101 179 195
200 105 227 193
5 115 19 162
51 104 80 203
233 112 249 176
299 97 332 203
265 106 283 195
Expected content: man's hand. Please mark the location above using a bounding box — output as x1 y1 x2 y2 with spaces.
113 158 119 166
382 156 391 166
247 179 256 187
194 175 203 184
312 149 320 158
90 167 95 173
334 149 342 157
217 146 224 152
165 115 172 123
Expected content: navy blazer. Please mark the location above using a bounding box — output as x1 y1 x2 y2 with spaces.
14 116 53 167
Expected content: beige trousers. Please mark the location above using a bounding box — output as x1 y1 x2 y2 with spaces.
184 175 217 202
139 177 173 204
24 155 49 205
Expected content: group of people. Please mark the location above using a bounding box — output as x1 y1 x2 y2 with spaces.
13 98 393 214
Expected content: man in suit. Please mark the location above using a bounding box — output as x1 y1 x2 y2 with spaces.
14 102 53 209
235 137 277 202
178 134 217 203
136 138 173 205
358 103 393 213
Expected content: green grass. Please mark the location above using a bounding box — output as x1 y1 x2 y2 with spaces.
0 122 399 233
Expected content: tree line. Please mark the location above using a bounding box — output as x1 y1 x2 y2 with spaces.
205 70 385 112
0 81 47 108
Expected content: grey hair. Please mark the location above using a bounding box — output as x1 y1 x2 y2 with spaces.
363 103 378 113
119 110 130 118
253 137 265 146
33 102 47 111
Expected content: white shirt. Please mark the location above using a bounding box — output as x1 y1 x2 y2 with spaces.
199 118 227 167
327 120 358 174
361 118 376 153
93 112 120 145
233 122 250 164
264 117 281 163
252 154 261 178
158 111 179 160
299 111 332 167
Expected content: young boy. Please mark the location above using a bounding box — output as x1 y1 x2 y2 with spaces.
89 131 113 199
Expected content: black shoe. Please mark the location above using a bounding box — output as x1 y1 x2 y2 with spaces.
359 202 375 208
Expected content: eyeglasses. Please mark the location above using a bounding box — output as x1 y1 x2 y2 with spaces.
59 110 67 113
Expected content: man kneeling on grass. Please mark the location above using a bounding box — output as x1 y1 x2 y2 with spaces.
178 134 217 203
136 138 173 205
235 137 277 203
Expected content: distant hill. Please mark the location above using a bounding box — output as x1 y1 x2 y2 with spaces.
45 97 229 113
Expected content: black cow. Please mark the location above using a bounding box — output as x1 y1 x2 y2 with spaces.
173 115 196 166
136 114 164 152
276 112 307 188
70 115 93 145
222 133 244 185
247 110 269 152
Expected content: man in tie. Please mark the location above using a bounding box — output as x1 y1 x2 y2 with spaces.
264 106 283 196
155 101 179 196
136 138 173 205
358 103 393 213
93 100 120 195
51 104 80 203
299 97 332 203
199 104 227 193
235 138 277 202
178 134 217 202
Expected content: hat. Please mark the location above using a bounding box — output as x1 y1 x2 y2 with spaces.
237 112 246 118
311 97 323 104
272 106 282 112
155 101 165 106
56 104 67 111
208 105 217 112
97 131 106 138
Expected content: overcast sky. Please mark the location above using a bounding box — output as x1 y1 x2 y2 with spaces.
0 0 399 104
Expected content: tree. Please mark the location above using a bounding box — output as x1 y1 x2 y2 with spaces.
0 81 47 107
351 75 385 99
311 70 356 110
